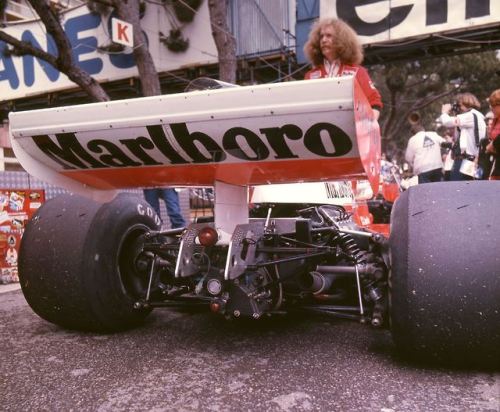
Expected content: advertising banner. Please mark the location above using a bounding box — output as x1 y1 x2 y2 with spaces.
0 3 218 101
320 0 500 45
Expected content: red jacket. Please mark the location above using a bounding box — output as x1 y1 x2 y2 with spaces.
489 116 500 178
304 63 383 111
490 116 500 142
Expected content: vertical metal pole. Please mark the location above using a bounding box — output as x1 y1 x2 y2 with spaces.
355 264 364 315
145 257 156 302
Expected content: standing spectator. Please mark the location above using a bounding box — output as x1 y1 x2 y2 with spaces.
143 188 186 229
405 125 445 183
438 126 456 181
439 93 486 181
485 110 494 131
477 116 493 180
486 89 500 180
303 18 383 119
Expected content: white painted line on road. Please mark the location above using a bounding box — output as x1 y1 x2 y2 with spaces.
0 284 21 294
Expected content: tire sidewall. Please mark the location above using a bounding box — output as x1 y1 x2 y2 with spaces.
82 194 160 329
388 188 411 351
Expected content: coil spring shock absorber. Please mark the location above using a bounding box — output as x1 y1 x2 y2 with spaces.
334 232 368 264
317 206 367 264
337 230 387 326
318 206 386 325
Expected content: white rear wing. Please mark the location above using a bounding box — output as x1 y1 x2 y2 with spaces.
9 77 380 202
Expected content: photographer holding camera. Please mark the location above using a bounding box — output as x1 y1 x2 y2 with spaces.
439 93 487 181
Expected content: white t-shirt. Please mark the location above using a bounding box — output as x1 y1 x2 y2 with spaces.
439 109 486 157
405 131 444 175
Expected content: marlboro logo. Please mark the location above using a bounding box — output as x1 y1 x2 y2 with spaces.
31 121 353 170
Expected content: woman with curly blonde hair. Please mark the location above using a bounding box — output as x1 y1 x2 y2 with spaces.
303 18 382 119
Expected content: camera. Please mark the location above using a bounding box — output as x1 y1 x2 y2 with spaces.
450 102 461 115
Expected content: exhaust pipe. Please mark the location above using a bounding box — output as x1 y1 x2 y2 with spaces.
298 271 334 295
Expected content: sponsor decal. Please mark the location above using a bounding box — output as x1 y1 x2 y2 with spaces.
309 70 322 79
8 192 25 212
423 135 435 148
324 181 354 200
5 247 17 266
137 203 162 226
341 68 357 76
30 121 354 171
0 211 9 225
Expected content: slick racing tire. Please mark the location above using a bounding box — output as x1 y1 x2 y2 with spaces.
19 193 161 332
390 181 500 365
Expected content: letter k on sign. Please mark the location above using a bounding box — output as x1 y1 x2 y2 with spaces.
112 17 134 47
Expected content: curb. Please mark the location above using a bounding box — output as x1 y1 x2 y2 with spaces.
0 284 21 294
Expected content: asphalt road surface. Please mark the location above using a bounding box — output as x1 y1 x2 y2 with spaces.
1 288 499 412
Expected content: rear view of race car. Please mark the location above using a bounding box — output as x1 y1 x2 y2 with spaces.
9 78 500 365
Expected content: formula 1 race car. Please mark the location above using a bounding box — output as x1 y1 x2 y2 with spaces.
9 77 499 365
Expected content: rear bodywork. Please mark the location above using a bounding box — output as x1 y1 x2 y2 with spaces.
11 77 500 365
9 77 380 201
11 76 391 325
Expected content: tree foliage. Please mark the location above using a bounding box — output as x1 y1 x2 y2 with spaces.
371 50 500 161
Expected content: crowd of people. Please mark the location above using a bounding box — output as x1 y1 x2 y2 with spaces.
405 90 500 183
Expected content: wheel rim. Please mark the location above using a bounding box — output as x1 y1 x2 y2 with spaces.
117 224 153 300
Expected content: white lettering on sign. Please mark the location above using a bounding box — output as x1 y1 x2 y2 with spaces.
112 17 133 47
